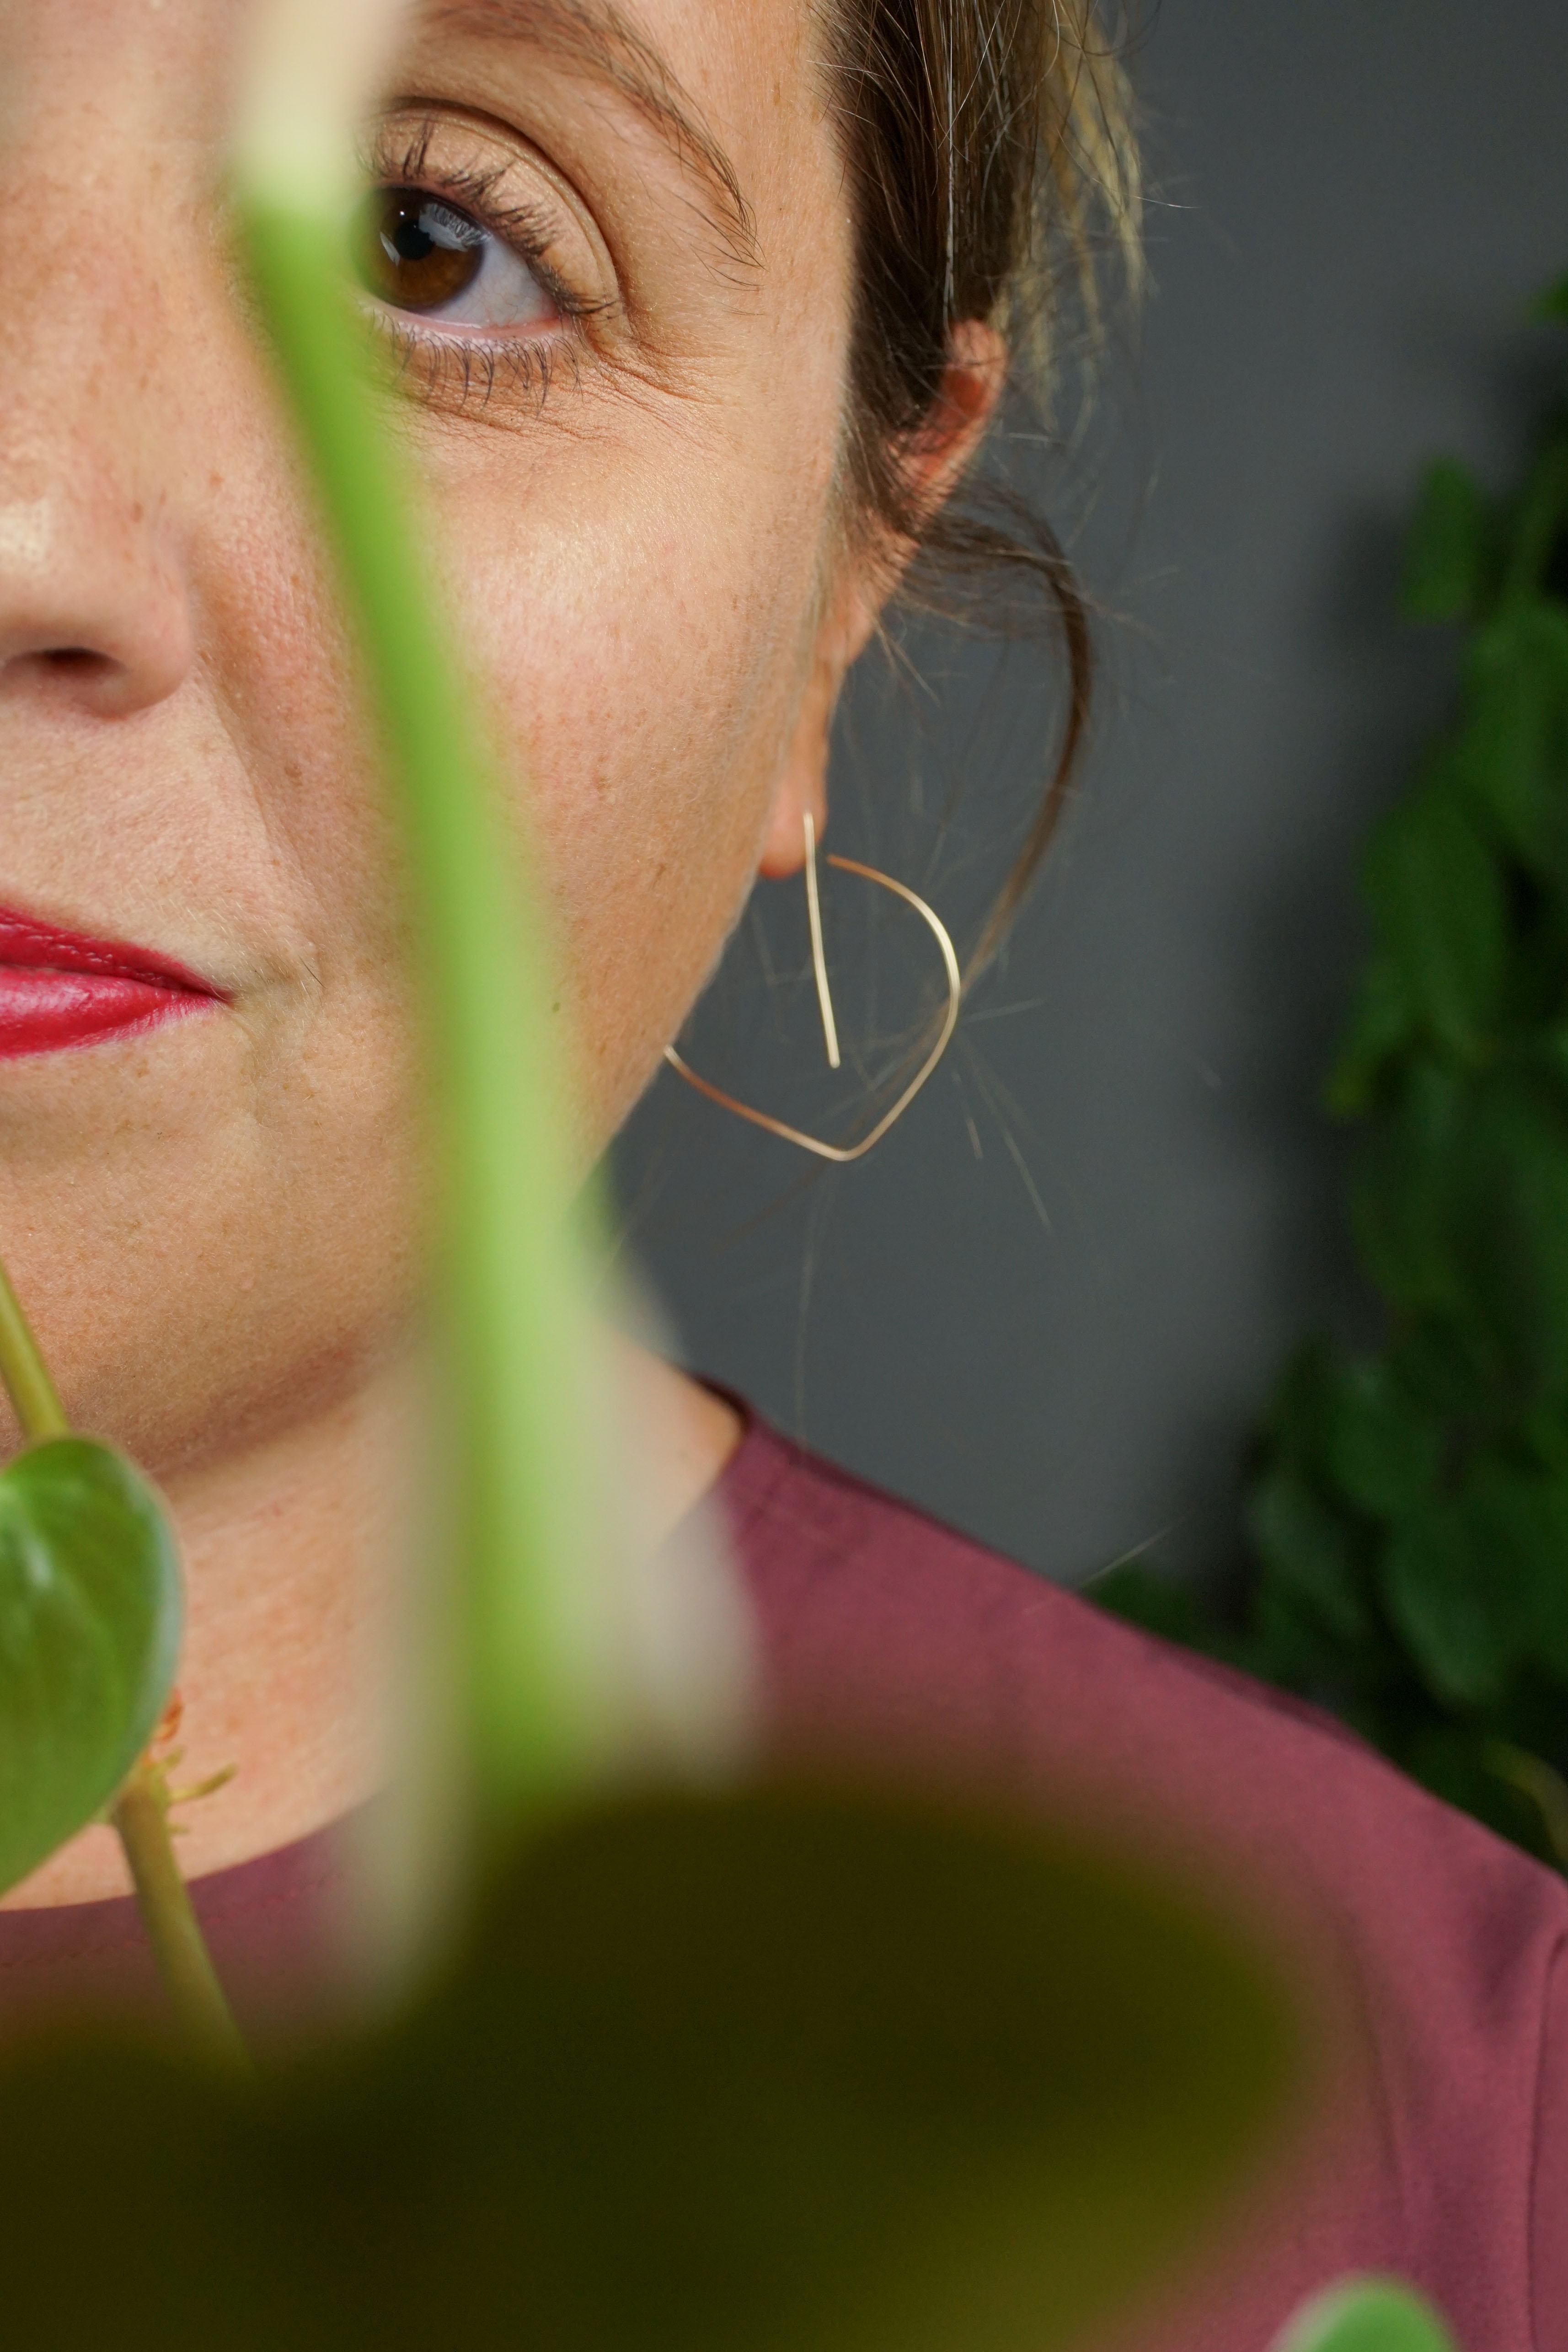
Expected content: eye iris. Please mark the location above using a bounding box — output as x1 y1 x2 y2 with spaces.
361 189 484 312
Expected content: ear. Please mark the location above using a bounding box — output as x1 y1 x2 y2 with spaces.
757 321 1006 880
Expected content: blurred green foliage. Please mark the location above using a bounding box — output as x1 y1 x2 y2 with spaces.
0 1782 1294 2351
1100 289 1568 1868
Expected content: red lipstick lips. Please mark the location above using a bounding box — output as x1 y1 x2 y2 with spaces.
0 906 222 1060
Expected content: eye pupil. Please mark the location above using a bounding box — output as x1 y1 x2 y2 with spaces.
359 188 484 313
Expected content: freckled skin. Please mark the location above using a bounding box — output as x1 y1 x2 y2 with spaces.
0 0 997 1904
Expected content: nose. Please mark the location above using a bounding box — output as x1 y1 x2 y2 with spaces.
0 483 195 720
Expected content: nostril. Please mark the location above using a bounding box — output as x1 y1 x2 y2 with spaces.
43 647 111 675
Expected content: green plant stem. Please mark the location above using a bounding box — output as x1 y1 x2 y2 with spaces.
0 1255 69 1442
238 202 611 1835
112 1766 249 2075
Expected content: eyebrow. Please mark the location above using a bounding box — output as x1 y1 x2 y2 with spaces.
424 0 760 271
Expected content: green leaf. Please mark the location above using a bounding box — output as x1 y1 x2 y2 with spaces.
1276 2277 1459 2352
1384 1318 1493 1421
1380 1483 1534 1708
1360 783 1506 1056
1530 272 1568 325
1260 1339 1344 1472
1503 444 1568 609
1355 1062 1568 1403
1349 1060 1466 1317
1375 1450 1568 1716
1326 954 1414 1117
1249 1466 1374 1661
1396 1722 1559 1860
0 1437 182 1896
1454 605 1568 880
0 1782 1298 2352
1464 1463 1568 1682
1402 458 1491 622
1321 1359 1440 1521
1448 1066 1568 1404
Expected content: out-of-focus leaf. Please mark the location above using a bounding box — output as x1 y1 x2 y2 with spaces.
1273 2277 1459 2352
1360 783 1506 1055
1355 1062 1568 1405
1326 955 1414 1116
1249 1468 1373 1658
1260 1340 1336 1466
0 1437 182 1896
1447 1066 1568 1404
1454 606 1568 880
1349 1061 1466 1317
1402 458 1491 623
1461 1461 1568 1681
1321 1359 1440 1521
1399 1721 1557 1861
1384 1318 1493 1422
1380 1482 1536 1708
0 1781 1296 2352
1531 273 1568 324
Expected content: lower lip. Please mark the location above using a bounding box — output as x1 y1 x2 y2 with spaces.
0 970 215 1059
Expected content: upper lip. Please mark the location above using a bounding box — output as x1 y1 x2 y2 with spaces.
0 904 224 998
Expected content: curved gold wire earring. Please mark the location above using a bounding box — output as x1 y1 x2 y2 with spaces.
664 813 962 1164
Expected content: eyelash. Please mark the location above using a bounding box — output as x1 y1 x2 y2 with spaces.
362 120 610 414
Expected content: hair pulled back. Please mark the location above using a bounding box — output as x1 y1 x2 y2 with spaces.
821 1 1141 968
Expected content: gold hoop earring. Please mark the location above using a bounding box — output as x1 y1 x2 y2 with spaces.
664 812 962 1164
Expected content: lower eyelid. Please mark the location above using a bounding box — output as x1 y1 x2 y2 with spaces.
372 309 574 392
392 316 561 348
374 317 573 418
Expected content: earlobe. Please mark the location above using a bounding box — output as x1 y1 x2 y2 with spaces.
757 612 856 878
757 321 1006 886
757 674 831 879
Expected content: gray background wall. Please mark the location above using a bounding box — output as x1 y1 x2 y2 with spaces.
611 0 1568 1596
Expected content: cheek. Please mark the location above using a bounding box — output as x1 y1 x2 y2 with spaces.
443 469 830 1139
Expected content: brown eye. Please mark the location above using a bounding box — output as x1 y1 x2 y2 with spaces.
355 184 558 334
359 189 485 314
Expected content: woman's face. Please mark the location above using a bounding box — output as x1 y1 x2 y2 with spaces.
0 0 877 1473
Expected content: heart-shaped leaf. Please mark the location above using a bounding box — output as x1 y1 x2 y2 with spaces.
0 1780 1296 2352
0 1436 182 1895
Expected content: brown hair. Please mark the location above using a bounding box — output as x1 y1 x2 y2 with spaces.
821 0 1142 974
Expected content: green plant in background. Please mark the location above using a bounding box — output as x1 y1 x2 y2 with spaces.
0 5 1467 2344
1102 276 1568 1870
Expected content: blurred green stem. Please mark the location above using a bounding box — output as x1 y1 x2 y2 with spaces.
112 1767 249 2076
238 203 609 1838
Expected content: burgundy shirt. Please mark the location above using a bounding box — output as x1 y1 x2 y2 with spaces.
3 1410 1565 2348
